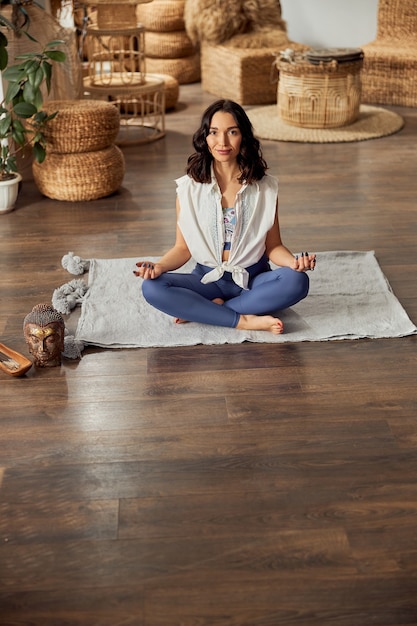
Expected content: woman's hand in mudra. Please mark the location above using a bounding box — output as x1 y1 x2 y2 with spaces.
133 261 162 280
293 252 316 272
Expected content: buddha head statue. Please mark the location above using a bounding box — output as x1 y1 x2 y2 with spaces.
23 303 65 367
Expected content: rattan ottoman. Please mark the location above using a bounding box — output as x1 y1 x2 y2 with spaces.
33 146 125 202
201 44 278 105
40 99 120 153
32 99 125 201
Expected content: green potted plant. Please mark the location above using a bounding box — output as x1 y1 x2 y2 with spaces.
0 12 65 213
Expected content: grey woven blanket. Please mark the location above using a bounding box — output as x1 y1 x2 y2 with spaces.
54 250 417 348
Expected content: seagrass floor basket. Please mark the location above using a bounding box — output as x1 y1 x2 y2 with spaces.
276 48 364 129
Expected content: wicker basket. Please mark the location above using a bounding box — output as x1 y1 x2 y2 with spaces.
277 49 363 129
32 145 125 201
41 100 120 153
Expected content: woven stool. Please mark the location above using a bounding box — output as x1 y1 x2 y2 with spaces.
32 99 125 201
41 100 120 153
145 53 200 84
155 73 179 110
145 30 195 59
276 48 364 129
136 0 185 32
33 146 125 202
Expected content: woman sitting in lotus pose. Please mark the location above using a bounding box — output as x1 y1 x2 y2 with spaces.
134 99 316 334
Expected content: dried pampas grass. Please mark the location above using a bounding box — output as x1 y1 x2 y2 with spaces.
184 0 286 47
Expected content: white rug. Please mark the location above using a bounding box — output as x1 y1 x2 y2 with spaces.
54 251 417 348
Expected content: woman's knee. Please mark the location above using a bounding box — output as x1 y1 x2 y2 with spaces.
280 267 309 299
295 269 309 295
141 278 163 305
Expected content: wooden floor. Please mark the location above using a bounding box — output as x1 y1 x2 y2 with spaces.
1 83 417 626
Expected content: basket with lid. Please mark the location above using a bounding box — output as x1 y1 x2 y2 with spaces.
276 48 364 128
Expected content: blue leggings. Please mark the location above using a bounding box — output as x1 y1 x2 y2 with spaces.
142 256 309 328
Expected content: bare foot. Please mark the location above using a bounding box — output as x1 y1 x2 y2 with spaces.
174 298 225 324
236 314 284 335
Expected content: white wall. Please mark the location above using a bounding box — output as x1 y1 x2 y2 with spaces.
280 0 379 48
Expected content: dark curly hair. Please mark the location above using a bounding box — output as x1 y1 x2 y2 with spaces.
186 99 268 184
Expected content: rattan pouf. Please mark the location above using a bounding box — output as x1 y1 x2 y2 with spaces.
158 73 180 110
145 30 195 59
33 145 125 202
145 53 200 84
136 0 185 31
41 100 121 153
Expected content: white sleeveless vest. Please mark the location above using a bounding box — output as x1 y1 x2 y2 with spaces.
176 172 278 289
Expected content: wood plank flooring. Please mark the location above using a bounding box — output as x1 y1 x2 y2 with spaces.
0 83 417 626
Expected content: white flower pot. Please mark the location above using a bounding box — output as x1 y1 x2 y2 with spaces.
0 173 22 214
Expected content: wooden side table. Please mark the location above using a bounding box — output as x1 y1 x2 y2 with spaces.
84 25 146 87
84 74 166 145
81 0 165 144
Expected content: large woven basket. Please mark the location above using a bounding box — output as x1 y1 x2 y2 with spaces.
41 100 120 153
277 49 364 129
33 145 125 201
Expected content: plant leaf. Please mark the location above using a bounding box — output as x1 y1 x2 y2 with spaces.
11 128 26 146
0 113 12 136
33 141 46 164
21 30 38 44
2 65 24 82
23 59 41 75
12 118 26 132
45 50 66 63
0 42 8 71
41 61 52 93
4 81 21 104
46 40 65 47
13 102 38 118
28 66 44 91
22 81 38 105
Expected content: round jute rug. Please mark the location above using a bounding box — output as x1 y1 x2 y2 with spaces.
248 104 404 143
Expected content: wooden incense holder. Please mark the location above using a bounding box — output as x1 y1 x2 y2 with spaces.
0 342 33 377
